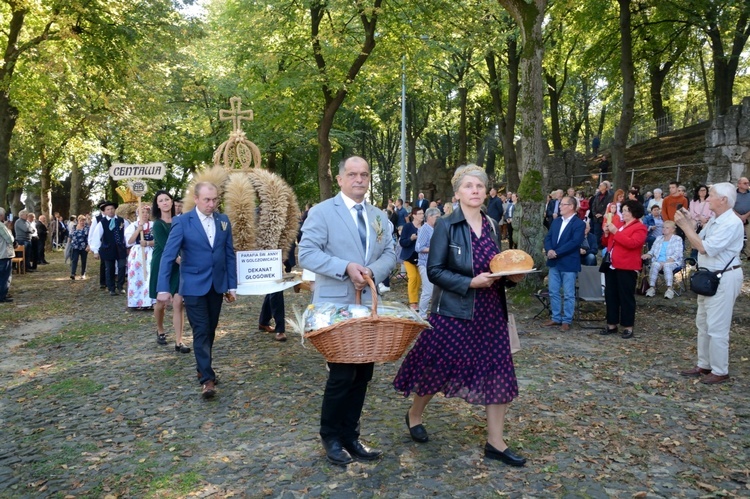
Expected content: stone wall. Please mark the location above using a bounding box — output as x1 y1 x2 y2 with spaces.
704 97 750 183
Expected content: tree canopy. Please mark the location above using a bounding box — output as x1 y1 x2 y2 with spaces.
2 0 750 214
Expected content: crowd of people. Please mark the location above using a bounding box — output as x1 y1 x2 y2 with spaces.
0 164 747 469
540 177 747 385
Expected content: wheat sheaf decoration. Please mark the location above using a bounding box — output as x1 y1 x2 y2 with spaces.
182 97 301 253
223 172 257 252
181 165 229 214
213 97 262 171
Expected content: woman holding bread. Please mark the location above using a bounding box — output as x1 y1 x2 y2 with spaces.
393 164 527 467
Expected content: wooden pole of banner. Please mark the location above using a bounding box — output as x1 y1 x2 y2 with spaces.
137 196 148 282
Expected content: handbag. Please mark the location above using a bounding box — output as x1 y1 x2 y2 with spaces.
507 313 520 354
690 261 732 296
598 252 611 273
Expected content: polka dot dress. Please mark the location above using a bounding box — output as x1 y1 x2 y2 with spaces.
393 216 518 405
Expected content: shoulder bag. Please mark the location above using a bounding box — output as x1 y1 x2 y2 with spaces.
690 261 732 296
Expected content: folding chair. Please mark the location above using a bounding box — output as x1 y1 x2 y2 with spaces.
390 262 408 283
575 266 606 328
533 289 550 319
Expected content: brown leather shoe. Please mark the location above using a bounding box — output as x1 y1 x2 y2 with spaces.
542 320 561 327
560 323 570 332
259 325 275 332
202 380 216 399
679 366 711 377
700 373 730 384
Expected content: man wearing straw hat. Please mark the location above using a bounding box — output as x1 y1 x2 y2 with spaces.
299 156 396 466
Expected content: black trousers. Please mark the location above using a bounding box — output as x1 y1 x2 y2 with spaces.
259 292 285 332
320 362 374 443
183 289 224 384
604 268 638 328
104 258 126 292
507 223 515 249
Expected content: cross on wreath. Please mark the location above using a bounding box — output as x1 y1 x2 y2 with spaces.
219 96 254 133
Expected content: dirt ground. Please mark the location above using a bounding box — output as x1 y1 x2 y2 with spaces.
1 250 749 497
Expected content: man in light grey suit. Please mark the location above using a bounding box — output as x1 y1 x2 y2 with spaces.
299 156 397 466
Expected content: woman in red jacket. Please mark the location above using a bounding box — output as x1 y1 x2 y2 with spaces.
600 199 648 339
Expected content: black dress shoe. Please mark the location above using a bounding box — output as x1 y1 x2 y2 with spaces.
157 333 167 345
175 343 191 353
0 298 12 303
484 442 526 467
343 440 382 461
405 411 428 443
321 438 353 466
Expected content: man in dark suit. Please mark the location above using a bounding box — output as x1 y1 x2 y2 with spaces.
157 182 237 399
90 201 129 296
487 188 504 223
299 156 396 466
415 192 429 211
543 196 586 331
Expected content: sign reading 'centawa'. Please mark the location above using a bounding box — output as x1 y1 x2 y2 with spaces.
109 162 166 180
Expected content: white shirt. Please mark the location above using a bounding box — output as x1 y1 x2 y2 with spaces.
698 209 744 271
557 214 575 243
89 216 130 254
340 192 369 257
197 211 215 248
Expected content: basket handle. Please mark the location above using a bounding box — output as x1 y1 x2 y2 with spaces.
355 274 379 319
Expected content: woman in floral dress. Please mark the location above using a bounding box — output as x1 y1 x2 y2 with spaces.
393 164 527 467
124 205 155 309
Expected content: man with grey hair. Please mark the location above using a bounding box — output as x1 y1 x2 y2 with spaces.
0 208 13 302
675 182 743 384
14 209 33 272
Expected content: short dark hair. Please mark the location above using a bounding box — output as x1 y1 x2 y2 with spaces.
623 199 644 219
669 180 678 187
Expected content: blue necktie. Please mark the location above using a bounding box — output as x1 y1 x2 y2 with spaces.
109 217 115 230
354 204 367 252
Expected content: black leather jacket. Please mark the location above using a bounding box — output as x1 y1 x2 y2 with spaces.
427 206 510 320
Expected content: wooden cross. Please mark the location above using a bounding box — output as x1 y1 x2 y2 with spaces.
219 96 254 133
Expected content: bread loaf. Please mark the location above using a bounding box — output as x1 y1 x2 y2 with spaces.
489 249 534 273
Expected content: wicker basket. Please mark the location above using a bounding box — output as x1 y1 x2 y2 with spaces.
303 276 428 363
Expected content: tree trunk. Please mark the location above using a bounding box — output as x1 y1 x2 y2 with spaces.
70 157 81 217
310 0 382 201
497 0 547 182
546 73 563 151
407 135 417 203
0 93 16 209
611 0 635 191
649 62 671 136
457 87 468 165
39 145 52 221
485 37 520 191
516 200 546 286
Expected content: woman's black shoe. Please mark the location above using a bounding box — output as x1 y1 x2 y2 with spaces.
620 329 634 339
484 442 526 467
599 326 618 336
157 333 167 345
405 411 429 443
175 343 191 353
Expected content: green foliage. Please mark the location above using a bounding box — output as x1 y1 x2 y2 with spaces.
517 169 544 202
